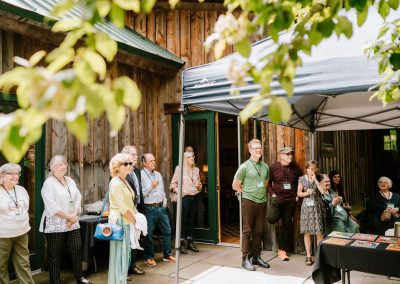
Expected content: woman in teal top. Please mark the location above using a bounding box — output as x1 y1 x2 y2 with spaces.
319 174 359 235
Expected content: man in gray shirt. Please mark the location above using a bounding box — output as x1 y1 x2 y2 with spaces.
141 153 175 266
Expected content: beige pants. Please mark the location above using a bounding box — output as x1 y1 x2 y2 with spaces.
0 233 34 284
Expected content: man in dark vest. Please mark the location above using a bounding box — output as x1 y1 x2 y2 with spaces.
121 145 146 275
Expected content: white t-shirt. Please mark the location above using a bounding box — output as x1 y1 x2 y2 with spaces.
0 185 31 238
39 176 82 233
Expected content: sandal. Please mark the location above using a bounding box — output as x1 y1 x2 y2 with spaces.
305 256 313 266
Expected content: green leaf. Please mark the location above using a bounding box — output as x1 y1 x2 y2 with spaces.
110 3 125 28
114 0 140 13
168 0 179 8
142 0 157 13
269 97 292 123
52 18 83 33
74 60 96 84
113 76 141 110
47 48 75 72
96 0 111 17
236 38 251 58
389 53 400 71
51 0 74 17
357 7 368 26
379 0 390 19
95 32 118 62
337 16 353 38
316 19 335 37
60 28 86 48
106 104 126 131
82 49 106 79
29 50 47 66
388 0 399 10
214 40 226 59
66 115 88 144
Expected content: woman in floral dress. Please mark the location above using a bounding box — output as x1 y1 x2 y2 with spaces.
297 160 325 266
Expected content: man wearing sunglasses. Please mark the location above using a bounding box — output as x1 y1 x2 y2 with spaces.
141 153 174 267
121 145 146 276
267 147 302 261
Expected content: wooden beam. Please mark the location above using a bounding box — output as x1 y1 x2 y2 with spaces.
154 2 226 12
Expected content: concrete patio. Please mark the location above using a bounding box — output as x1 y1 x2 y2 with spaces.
28 243 400 284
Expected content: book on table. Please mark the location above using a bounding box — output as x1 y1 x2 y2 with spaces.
386 243 400 251
327 231 354 239
376 236 400 244
350 240 380 249
323 237 352 246
351 233 378 242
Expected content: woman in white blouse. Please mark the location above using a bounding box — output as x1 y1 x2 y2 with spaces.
170 151 202 254
0 163 34 283
39 155 90 284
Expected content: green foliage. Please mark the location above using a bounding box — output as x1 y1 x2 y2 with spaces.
206 0 400 124
0 0 161 162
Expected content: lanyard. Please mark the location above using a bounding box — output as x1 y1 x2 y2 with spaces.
250 161 262 177
144 169 156 182
379 191 392 202
54 176 72 199
2 185 18 207
281 164 290 182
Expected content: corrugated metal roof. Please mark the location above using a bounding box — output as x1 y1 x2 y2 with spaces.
0 0 185 68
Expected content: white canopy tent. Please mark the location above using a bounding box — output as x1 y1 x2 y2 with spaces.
173 8 400 282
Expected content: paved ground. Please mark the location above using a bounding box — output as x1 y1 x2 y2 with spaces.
27 243 400 284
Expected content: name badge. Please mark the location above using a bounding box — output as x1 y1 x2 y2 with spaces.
257 180 264 188
69 200 75 208
283 183 291 190
306 199 315 207
15 207 24 220
387 203 394 209
336 205 344 212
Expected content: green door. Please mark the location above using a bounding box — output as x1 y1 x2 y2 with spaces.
172 111 218 243
0 94 45 270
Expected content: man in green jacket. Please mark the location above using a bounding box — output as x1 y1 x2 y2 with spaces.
233 138 270 271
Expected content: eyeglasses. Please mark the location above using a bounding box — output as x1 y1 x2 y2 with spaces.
130 154 138 157
4 172 21 176
283 153 293 156
122 162 133 166
187 156 195 159
251 147 263 150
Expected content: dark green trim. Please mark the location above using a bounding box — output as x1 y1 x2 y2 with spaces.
0 1 185 69
172 111 218 244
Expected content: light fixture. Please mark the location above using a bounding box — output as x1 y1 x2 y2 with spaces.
202 164 208 172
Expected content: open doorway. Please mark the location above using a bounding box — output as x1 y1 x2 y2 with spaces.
218 113 240 244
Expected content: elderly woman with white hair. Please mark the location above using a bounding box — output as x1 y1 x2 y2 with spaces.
369 176 400 235
39 155 90 284
0 163 35 283
108 153 137 284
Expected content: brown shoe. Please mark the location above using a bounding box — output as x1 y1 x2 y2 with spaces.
145 258 157 266
163 255 176 263
305 256 313 266
278 249 289 261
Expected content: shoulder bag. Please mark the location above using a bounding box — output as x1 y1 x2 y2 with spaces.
94 191 124 241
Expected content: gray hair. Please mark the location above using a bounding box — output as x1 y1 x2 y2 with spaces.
109 153 131 177
49 155 67 173
0 163 21 183
0 163 21 175
378 176 393 189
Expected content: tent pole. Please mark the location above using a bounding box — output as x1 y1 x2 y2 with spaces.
237 116 243 250
311 132 315 160
253 119 257 138
175 112 185 284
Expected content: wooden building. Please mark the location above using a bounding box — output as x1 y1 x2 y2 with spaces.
1 0 391 270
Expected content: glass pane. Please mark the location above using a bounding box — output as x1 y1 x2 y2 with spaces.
185 119 208 229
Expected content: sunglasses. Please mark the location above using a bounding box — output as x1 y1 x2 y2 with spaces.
122 162 133 166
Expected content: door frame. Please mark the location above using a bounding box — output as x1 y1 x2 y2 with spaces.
172 111 218 243
0 94 45 270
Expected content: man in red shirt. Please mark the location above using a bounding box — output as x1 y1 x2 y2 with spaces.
267 147 302 261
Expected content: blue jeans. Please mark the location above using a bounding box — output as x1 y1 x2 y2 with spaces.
182 195 197 239
144 206 172 259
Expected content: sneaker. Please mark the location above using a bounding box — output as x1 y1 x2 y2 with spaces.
277 249 289 261
163 255 176 263
145 258 157 266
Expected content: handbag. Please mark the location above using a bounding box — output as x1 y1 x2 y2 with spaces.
381 209 392 222
94 191 124 241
